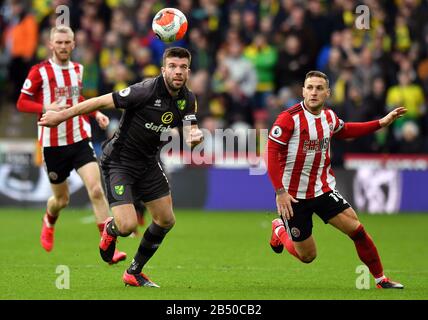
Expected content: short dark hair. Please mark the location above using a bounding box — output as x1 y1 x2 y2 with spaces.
305 70 329 88
162 47 191 66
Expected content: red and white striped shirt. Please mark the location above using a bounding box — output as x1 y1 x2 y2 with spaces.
20 59 91 147
268 102 344 199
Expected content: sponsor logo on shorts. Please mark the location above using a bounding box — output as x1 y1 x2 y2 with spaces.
114 185 124 196
48 172 58 181
291 227 300 238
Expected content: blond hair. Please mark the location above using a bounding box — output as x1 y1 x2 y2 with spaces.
50 26 74 40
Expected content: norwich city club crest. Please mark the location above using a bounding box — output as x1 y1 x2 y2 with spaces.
114 185 124 196
177 99 186 110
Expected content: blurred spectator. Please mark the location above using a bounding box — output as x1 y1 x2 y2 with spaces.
4 0 38 102
189 69 212 122
339 28 359 66
393 14 412 53
317 30 343 71
418 53 428 95
130 46 159 82
217 39 257 126
88 19 105 54
322 47 343 89
188 28 213 72
365 76 388 121
342 84 378 153
386 70 425 127
1 0 428 157
81 47 100 98
393 120 425 154
275 34 309 91
134 2 153 37
244 33 278 111
306 0 332 52
330 64 354 112
279 4 318 67
244 32 278 150
353 46 382 98
99 31 123 69
71 29 89 62
241 9 258 44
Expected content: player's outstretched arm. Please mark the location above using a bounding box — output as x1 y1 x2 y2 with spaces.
38 93 115 127
379 106 407 127
334 107 407 139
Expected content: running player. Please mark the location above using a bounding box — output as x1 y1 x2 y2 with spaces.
17 26 126 263
38 47 204 287
267 70 405 289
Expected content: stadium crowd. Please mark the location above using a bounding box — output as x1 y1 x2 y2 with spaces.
1 0 428 162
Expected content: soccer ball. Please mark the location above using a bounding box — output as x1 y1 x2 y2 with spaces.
152 8 188 43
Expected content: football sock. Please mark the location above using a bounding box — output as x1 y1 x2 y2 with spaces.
106 218 132 237
44 211 58 227
97 223 104 235
127 222 171 274
106 218 121 237
276 226 300 260
349 224 384 278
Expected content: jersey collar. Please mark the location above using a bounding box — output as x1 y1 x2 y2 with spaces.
49 58 73 70
301 101 323 118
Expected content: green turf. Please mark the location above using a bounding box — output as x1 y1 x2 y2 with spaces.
0 208 427 300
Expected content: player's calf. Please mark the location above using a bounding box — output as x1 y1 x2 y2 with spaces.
298 253 316 264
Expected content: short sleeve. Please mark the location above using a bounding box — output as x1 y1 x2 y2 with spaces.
21 65 42 96
112 81 151 110
268 111 294 145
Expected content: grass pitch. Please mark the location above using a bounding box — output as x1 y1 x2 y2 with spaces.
0 208 427 300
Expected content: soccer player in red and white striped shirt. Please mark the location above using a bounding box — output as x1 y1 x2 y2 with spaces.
16 26 126 263
267 71 405 289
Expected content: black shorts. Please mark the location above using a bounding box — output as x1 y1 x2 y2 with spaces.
43 139 97 184
102 161 170 207
283 190 351 242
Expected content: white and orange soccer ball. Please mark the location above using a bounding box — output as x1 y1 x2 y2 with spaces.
152 8 188 43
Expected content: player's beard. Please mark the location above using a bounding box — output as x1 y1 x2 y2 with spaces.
165 76 186 93
53 49 71 64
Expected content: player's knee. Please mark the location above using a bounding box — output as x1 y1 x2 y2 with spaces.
116 219 138 236
87 184 104 200
155 215 176 229
300 253 317 264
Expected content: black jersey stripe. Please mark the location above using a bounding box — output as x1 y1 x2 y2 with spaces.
287 105 303 115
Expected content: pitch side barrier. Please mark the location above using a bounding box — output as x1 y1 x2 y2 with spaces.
162 152 428 213
0 140 427 213
341 153 428 213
